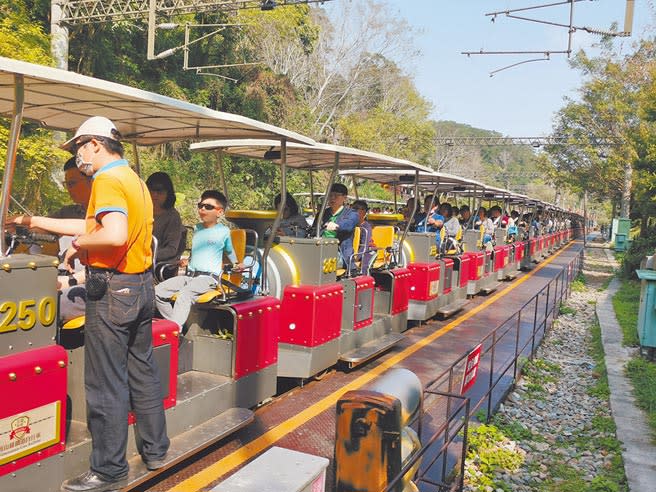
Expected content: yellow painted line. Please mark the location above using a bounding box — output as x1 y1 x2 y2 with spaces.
171 242 577 492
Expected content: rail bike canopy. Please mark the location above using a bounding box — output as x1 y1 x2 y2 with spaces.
338 168 485 193
190 139 433 172
294 192 397 206
0 57 315 145
0 57 317 254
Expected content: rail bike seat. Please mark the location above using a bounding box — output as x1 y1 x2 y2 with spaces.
439 227 463 256
171 228 258 306
369 225 396 271
338 226 363 278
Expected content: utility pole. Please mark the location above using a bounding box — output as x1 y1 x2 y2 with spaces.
51 1 68 70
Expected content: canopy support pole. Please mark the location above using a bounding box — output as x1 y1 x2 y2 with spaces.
309 170 315 215
262 139 287 293
1 75 24 257
217 149 228 199
314 153 339 238
398 170 419 266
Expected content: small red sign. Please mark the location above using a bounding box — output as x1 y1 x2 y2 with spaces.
461 344 483 395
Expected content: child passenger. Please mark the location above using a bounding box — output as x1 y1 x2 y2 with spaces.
155 190 243 329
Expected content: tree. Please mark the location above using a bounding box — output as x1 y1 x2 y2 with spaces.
546 40 651 219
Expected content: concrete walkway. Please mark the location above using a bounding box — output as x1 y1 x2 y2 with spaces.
596 248 656 491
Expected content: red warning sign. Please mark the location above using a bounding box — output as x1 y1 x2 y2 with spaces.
460 344 483 395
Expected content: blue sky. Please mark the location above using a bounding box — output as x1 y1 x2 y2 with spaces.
327 1 654 137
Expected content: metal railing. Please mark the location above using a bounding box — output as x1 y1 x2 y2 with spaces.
383 245 584 491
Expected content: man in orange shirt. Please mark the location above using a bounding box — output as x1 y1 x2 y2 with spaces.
60 117 169 492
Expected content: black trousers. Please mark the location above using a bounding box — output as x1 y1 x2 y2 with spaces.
84 270 169 480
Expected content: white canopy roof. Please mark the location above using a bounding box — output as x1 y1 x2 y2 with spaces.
338 168 486 192
0 57 315 146
190 139 434 172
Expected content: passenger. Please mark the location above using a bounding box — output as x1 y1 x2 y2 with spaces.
415 195 443 232
155 190 244 329
351 199 376 273
489 205 503 229
313 183 359 268
441 203 462 248
532 215 541 236
146 172 184 267
501 209 510 228
402 197 417 227
507 210 520 241
273 192 308 237
8 157 91 323
459 204 472 227
59 116 169 491
475 207 495 248
452 205 460 219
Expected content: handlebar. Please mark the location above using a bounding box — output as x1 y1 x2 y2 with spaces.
3 226 59 255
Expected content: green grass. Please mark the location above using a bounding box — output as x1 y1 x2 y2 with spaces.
464 423 525 491
523 358 562 380
559 304 577 316
611 279 641 346
571 273 587 292
626 357 656 441
588 320 610 399
491 414 544 442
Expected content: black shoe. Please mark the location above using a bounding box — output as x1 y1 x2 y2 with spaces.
143 457 166 471
61 470 127 492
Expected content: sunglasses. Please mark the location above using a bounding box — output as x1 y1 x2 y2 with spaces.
197 202 221 211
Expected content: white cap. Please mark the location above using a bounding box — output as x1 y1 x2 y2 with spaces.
61 116 120 152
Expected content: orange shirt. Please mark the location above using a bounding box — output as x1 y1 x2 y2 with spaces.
84 159 153 273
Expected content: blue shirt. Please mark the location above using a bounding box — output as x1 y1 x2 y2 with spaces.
188 223 237 275
416 212 444 233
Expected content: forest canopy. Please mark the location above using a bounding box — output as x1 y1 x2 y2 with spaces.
1 0 631 223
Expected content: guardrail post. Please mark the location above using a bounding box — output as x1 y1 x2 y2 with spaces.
513 311 522 381
531 294 539 358
544 283 551 333
487 333 496 422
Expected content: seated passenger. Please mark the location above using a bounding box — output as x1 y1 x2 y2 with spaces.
312 183 359 268
459 204 472 227
489 205 503 229
415 196 444 252
475 207 495 249
147 172 184 268
351 200 376 274
155 190 244 329
8 157 90 323
507 210 520 241
440 203 462 253
273 192 308 237
413 195 432 232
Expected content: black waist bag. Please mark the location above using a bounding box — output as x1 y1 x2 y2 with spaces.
86 271 110 300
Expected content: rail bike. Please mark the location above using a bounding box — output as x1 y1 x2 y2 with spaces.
0 56 580 492
190 139 432 377
0 56 314 492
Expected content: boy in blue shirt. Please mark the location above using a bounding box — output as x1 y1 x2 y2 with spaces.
155 190 243 329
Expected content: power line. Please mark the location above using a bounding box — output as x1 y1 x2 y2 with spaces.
461 0 636 75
